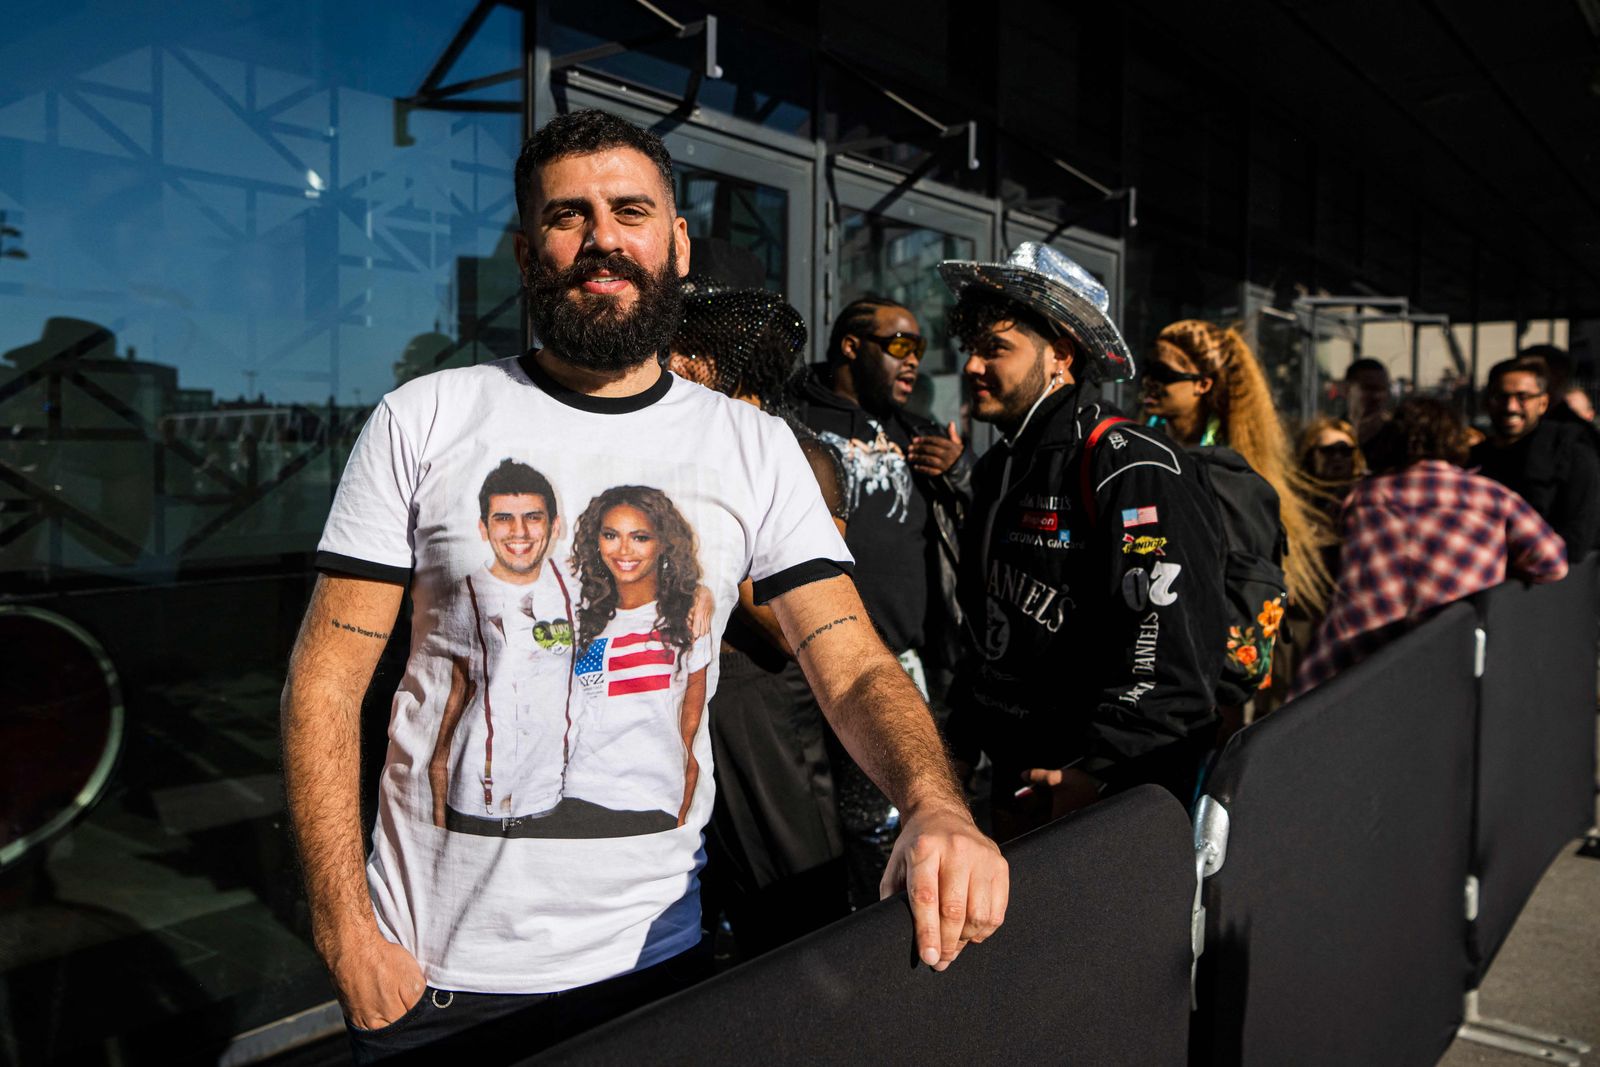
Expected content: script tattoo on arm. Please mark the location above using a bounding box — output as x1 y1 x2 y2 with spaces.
794 613 859 656
330 618 390 640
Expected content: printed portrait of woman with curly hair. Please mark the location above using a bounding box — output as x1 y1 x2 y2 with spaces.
562 485 714 834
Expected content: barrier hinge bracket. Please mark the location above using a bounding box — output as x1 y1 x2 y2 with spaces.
1464 874 1480 923
1190 796 1231 1010
1474 627 1487 678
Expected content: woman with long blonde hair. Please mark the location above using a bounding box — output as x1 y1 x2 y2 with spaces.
1140 320 1332 617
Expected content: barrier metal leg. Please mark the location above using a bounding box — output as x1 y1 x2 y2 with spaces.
1457 1024 1583 1065
1456 990 1592 1064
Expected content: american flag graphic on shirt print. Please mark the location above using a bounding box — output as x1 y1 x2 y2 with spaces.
574 631 677 696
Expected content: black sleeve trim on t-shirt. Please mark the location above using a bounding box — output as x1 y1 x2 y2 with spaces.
517 349 674 413
313 551 411 586
751 558 854 604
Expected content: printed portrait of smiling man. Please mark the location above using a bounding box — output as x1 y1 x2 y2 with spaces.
481 476 558 583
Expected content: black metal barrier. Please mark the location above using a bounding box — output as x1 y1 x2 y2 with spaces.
535 785 1195 1067
1192 604 1480 1067
513 566 1596 1067
1468 554 1600 982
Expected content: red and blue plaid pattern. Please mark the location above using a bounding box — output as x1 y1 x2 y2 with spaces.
1294 461 1567 694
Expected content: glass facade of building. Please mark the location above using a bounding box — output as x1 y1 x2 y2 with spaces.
0 4 524 1061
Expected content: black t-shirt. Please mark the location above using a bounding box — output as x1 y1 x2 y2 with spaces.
801 407 929 653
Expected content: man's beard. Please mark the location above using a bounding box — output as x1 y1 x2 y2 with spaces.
991 355 1050 434
525 245 682 372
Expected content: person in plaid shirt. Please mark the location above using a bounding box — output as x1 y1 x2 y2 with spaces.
1294 397 1567 695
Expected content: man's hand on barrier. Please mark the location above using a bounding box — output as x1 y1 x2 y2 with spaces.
881 800 1009 972
330 929 427 1031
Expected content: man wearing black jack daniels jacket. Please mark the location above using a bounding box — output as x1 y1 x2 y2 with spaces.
937 243 1227 841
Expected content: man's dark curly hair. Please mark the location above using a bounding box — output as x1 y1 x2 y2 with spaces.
515 109 676 223
478 458 558 523
1486 356 1550 396
946 288 1061 356
1366 396 1469 473
570 485 701 662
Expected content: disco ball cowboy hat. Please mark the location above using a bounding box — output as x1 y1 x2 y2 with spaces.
937 242 1136 382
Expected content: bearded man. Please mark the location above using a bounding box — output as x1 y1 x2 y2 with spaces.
281 109 1007 1063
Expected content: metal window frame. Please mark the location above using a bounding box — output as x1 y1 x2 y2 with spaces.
528 1 1126 368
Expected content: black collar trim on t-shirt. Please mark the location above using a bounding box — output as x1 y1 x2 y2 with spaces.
518 349 673 414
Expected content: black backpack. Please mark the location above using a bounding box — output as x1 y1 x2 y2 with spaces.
1188 445 1289 705
1083 420 1288 706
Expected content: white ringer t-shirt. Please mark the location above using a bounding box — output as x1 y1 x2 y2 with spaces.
315 354 851 993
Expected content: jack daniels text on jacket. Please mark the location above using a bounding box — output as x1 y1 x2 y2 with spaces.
947 386 1228 793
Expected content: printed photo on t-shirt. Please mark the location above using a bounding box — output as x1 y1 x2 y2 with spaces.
314 358 856 989
428 465 711 841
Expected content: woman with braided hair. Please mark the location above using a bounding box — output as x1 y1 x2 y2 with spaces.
1141 320 1333 617
1140 320 1333 705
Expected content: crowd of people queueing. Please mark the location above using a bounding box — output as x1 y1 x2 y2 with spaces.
684 248 1595 961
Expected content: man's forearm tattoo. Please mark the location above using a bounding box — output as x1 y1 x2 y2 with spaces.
795 614 858 655
330 618 389 640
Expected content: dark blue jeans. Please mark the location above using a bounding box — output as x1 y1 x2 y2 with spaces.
345 941 710 1065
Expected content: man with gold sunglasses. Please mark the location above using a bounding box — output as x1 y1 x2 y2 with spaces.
789 294 973 907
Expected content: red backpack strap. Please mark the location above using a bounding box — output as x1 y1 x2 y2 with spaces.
1079 416 1131 527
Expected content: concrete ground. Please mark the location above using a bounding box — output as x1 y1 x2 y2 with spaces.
1439 833 1600 1066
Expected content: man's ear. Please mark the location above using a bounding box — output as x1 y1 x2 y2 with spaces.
672 217 691 278
839 334 860 362
478 518 490 542
513 231 531 276
1048 335 1076 384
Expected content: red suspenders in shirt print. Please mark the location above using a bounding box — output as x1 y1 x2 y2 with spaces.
462 567 576 814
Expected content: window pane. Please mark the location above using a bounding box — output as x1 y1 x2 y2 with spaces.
0 2 521 1058
838 210 975 381
675 165 787 293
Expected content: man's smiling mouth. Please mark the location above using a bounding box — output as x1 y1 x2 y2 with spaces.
580 271 632 295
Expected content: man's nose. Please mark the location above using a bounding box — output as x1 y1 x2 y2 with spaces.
584 209 624 255
963 353 985 377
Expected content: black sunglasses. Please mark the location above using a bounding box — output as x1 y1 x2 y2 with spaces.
858 332 926 361
1142 362 1208 386
1312 442 1356 458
